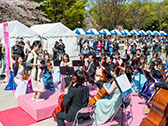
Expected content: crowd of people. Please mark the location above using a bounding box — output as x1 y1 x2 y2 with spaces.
1 35 168 125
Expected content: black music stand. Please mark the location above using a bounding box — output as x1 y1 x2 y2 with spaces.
132 67 143 99
138 69 155 108
111 74 132 126
60 67 74 76
54 60 61 66
72 60 85 67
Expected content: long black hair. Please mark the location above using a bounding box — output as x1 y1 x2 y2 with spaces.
31 40 42 50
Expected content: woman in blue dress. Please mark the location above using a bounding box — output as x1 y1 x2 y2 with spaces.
131 56 147 92
140 58 164 99
43 54 55 92
93 66 122 124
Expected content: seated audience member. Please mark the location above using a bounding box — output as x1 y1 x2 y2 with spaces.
56 70 89 126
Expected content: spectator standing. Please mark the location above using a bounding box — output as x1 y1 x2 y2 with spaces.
78 38 83 53
101 37 105 53
142 43 148 57
113 40 119 53
131 42 137 56
12 41 22 56
24 40 31 55
57 39 65 60
97 40 102 52
104 38 110 54
53 41 59 60
93 39 98 52
153 40 162 56
19 37 25 47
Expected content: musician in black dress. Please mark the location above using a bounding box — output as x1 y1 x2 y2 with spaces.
95 55 114 89
56 70 89 126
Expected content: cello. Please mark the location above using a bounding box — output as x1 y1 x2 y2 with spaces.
139 67 168 126
52 76 77 120
88 78 114 106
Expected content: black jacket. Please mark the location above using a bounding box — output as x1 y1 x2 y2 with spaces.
63 85 89 122
155 82 168 90
86 62 96 78
104 63 114 80
113 43 119 53
56 43 65 53
12 45 22 55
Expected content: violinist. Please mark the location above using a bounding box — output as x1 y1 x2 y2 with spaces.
43 54 55 92
95 55 114 89
56 70 89 126
131 56 147 92
131 49 141 68
86 54 96 83
148 52 158 67
13 55 28 98
140 58 164 99
60 54 72 67
93 66 122 124
113 51 123 67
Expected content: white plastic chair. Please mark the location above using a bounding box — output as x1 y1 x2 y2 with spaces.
72 105 97 126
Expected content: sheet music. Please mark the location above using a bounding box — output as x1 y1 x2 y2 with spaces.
115 74 132 93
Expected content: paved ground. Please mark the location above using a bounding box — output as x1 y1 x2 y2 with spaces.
0 48 167 126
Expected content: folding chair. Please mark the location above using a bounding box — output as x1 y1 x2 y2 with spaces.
72 105 97 126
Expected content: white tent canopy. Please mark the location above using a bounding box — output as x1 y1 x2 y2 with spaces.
0 20 39 39
0 20 39 47
31 22 78 56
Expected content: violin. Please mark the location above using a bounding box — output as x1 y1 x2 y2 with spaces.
46 61 52 71
52 78 76 120
22 69 29 80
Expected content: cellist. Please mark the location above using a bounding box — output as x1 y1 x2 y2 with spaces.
93 66 122 124
56 70 89 126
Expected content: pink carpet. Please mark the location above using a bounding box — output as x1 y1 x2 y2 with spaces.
0 107 36 126
0 81 147 126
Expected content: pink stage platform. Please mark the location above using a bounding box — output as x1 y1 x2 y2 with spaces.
18 89 60 121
